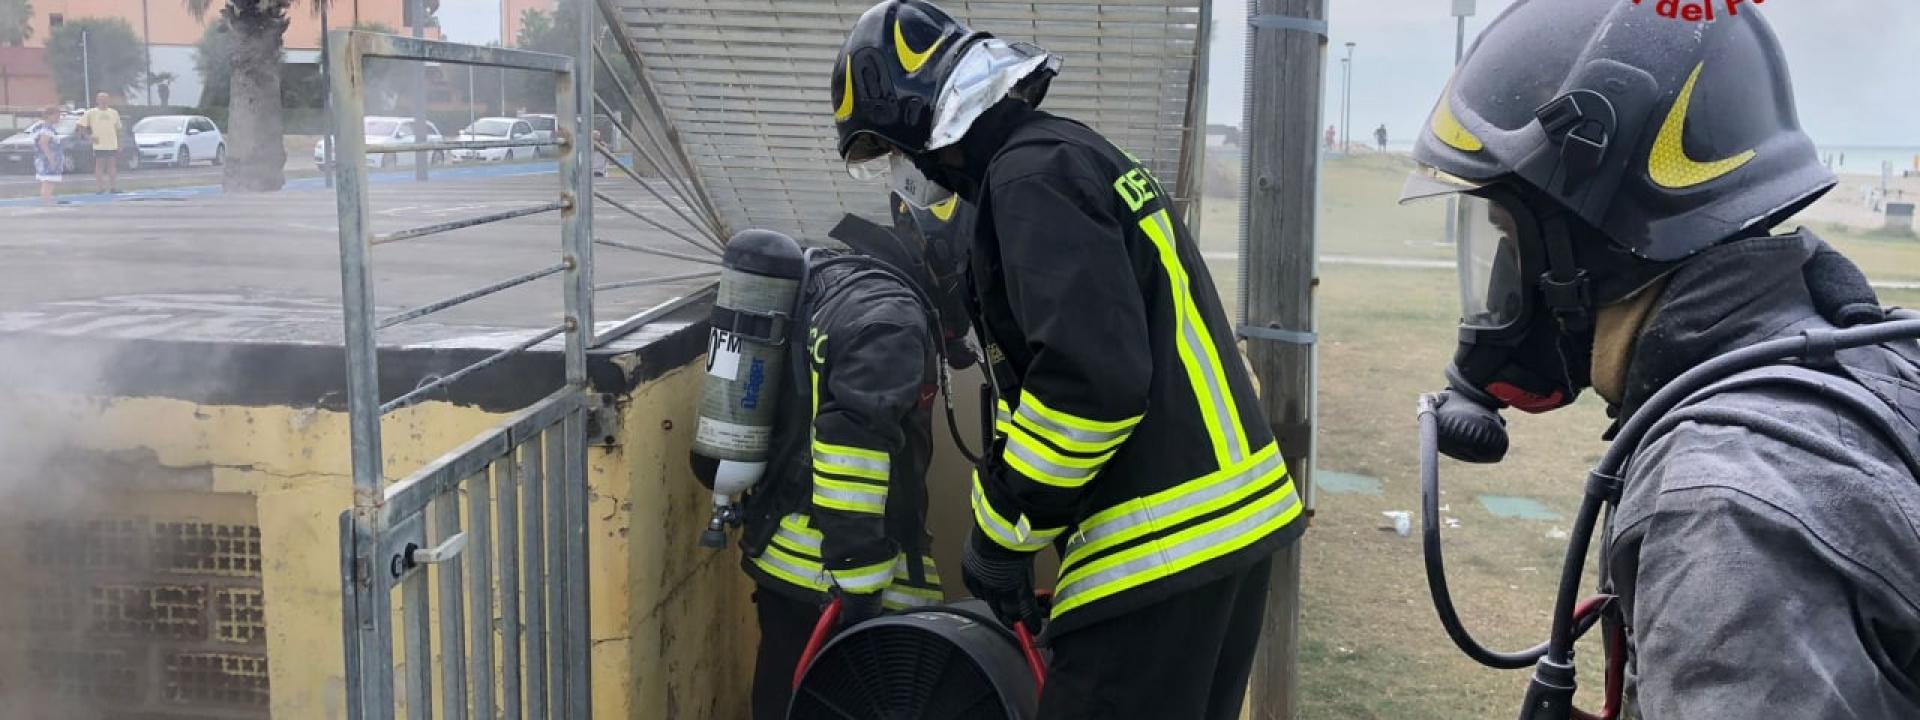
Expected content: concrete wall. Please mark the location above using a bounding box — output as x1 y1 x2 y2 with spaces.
0 359 755 718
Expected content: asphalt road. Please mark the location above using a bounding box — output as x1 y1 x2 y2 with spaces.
0 161 722 347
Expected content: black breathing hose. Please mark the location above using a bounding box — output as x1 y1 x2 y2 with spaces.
1540 313 1920 668
1419 394 1552 670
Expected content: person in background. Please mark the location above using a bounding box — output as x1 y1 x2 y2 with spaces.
78 92 123 194
1375 123 1388 151
30 105 63 206
1325 124 1338 150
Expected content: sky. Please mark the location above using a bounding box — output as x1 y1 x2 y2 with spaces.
1208 0 1920 147
437 0 506 46
432 0 1917 147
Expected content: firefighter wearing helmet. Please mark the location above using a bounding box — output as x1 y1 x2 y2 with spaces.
832 2 1304 717
734 190 978 719
1405 0 1920 717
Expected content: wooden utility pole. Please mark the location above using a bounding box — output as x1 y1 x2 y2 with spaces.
1241 0 1328 718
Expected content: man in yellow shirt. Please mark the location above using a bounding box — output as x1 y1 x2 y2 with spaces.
79 93 123 194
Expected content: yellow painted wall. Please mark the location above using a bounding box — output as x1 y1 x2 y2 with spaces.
0 362 756 719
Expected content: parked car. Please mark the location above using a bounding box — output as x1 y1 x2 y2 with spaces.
313 116 445 169
519 113 557 157
133 114 225 168
450 117 538 162
0 113 137 174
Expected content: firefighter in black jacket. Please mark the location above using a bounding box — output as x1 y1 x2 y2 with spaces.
831 2 1305 717
737 191 975 720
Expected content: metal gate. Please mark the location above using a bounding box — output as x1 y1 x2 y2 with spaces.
327 0 733 710
328 31 596 720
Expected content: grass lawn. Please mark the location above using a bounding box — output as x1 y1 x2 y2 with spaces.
1197 154 1920 718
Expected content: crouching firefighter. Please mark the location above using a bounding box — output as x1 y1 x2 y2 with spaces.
832 2 1305 717
727 192 979 720
1402 1 1920 718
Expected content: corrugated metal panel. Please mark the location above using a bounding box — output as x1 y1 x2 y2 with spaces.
615 0 1204 240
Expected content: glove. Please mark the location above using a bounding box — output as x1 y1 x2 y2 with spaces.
834 588 885 630
962 526 1046 634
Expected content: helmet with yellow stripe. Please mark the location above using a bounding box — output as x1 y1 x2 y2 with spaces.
832 1 1058 179
1405 0 1832 262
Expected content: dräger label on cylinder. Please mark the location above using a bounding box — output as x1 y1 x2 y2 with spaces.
695 416 771 453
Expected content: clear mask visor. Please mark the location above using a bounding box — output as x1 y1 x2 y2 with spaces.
848 147 952 210
1457 196 1525 329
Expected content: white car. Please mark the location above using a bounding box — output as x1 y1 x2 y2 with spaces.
450 117 538 162
313 116 445 169
519 114 558 157
134 115 225 168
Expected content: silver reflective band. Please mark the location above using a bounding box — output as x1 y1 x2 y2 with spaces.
970 478 1059 551
1064 449 1286 561
832 564 893 593
883 589 940 609
1147 210 1247 463
813 481 886 511
1014 403 1129 448
773 525 822 554
1054 485 1299 610
755 548 828 589
1005 436 1100 485
813 447 890 478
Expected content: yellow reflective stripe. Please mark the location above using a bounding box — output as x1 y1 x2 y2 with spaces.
1060 443 1284 578
1013 395 1134 455
779 513 824 542
994 399 1014 437
883 589 941 610
753 543 830 591
1138 208 1247 467
812 475 887 514
813 442 891 481
1019 391 1142 435
1004 426 1109 489
1052 472 1300 616
830 558 895 593
970 471 1064 552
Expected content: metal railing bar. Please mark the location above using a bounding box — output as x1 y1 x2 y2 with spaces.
542 425 568 719
588 85 723 237
496 449 525 720
590 282 718 349
465 466 497 720
593 270 720 293
372 202 568 246
364 138 564 154
403 566 435 720
380 324 568 415
377 263 569 330
521 435 549 717
593 190 723 255
594 238 721 265
589 45 706 195
592 0 729 237
588 39 699 184
381 388 582 524
343 30 573 73
589 128 721 246
588 110 714 236
560 409 593 714
435 493 471 720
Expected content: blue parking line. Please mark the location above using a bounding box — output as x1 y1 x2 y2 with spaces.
0 160 560 208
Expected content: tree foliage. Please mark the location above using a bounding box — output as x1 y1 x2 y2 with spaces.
512 0 641 114
0 0 31 46
44 18 146 103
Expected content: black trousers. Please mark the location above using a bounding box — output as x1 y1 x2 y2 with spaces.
751 588 822 720
1037 556 1275 720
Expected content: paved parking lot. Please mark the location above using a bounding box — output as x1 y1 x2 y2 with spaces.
0 164 720 347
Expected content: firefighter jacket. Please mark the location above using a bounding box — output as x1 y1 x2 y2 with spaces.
1605 232 1920 717
958 102 1305 638
739 258 943 611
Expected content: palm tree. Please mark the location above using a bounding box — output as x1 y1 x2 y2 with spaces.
0 0 33 47
184 0 325 192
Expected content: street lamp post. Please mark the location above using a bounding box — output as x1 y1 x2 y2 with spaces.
1445 0 1476 248
321 0 334 188
1342 42 1355 154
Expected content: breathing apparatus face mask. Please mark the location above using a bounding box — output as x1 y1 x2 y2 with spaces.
1402 171 1598 462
